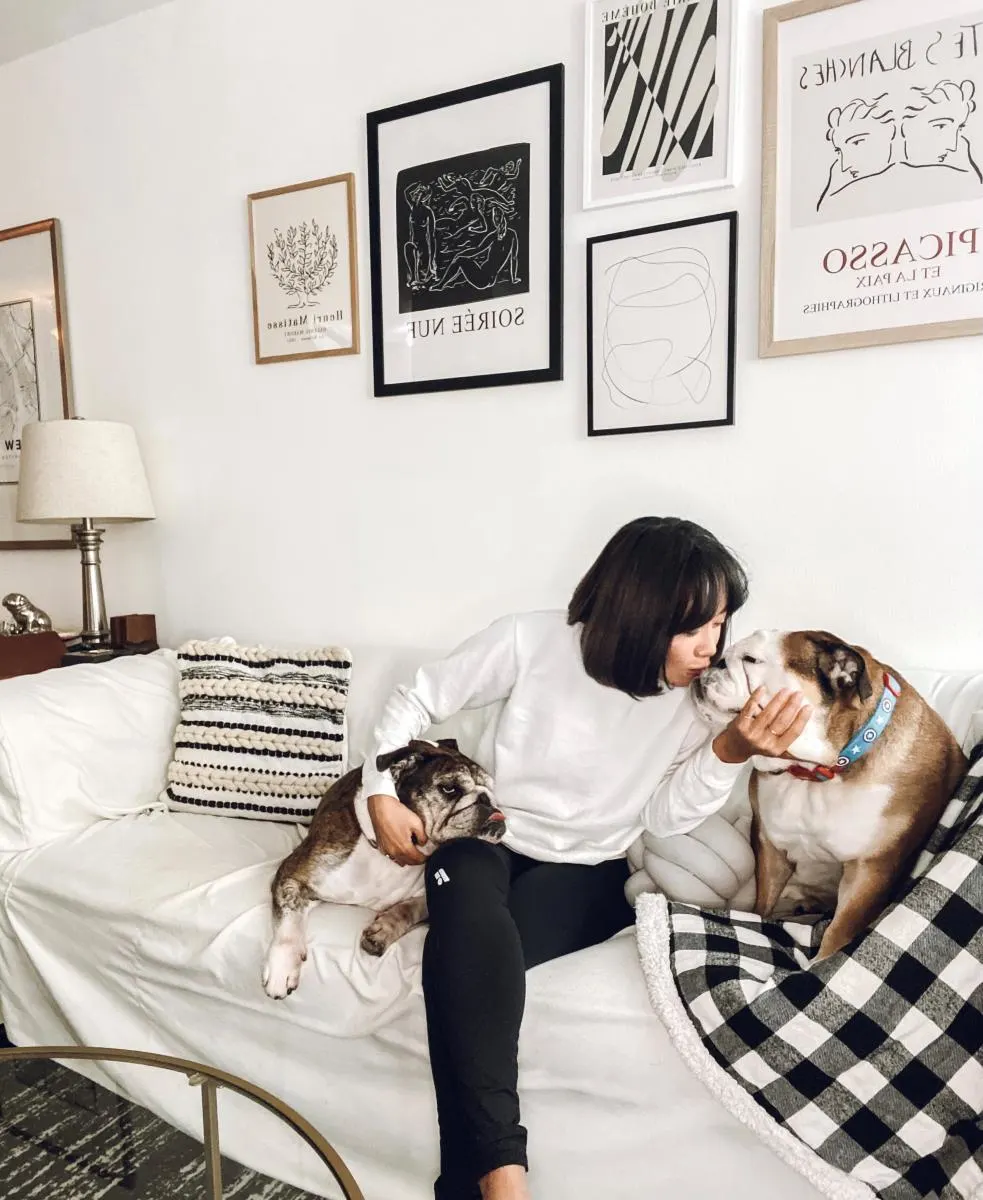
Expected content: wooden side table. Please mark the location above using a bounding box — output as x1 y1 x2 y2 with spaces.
61 641 159 667
0 632 65 680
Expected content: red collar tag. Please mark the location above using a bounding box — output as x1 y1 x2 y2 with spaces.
786 763 839 782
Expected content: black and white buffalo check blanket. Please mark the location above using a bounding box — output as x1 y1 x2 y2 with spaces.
637 743 983 1200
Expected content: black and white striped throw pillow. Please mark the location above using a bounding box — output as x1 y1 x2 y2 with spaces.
163 640 352 822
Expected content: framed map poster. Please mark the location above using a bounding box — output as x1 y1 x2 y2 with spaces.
760 0 983 357
0 219 74 551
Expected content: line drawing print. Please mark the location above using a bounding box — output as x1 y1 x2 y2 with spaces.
817 79 981 214
0 299 39 485
601 0 719 182
266 219 339 308
600 247 717 411
396 143 530 314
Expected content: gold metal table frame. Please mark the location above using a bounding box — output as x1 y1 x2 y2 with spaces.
0 1044 364 1200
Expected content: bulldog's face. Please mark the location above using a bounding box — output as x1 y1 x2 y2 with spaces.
376 739 505 849
692 630 875 766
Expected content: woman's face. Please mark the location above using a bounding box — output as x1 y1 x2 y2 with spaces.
664 602 728 688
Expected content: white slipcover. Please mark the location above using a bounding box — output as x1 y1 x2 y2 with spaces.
0 647 979 1199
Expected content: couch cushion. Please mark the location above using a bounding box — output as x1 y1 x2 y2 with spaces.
163 640 352 822
0 650 180 852
0 811 822 1200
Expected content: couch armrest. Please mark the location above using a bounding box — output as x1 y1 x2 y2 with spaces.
0 650 180 852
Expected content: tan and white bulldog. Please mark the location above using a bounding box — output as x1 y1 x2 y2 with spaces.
263 738 505 999
694 630 966 960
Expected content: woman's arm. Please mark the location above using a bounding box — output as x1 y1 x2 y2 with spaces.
642 689 811 838
641 716 745 839
357 614 520 863
360 612 519 797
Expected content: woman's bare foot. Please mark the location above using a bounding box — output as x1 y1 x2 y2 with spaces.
479 1164 530 1200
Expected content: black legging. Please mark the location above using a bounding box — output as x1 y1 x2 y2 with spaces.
422 839 634 1199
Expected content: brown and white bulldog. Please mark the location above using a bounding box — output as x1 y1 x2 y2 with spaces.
694 630 966 961
263 739 504 998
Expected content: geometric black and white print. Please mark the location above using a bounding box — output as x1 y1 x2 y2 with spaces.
602 0 719 180
0 1053 319 1199
640 741 983 1200
396 143 530 314
164 641 353 824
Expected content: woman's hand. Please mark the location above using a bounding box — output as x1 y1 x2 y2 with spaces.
712 688 812 765
367 794 428 866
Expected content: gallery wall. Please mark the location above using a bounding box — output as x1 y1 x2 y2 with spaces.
0 0 981 669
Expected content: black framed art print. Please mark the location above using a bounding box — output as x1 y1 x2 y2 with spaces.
587 211 737 436
367 64 564 396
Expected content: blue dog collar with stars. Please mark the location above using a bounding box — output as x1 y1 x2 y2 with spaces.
786 673 901 783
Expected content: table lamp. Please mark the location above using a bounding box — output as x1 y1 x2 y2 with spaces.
16 419 155 658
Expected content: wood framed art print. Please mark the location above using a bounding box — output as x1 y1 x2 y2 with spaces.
760 0 983 357
0 218 74 551
248 173 360 364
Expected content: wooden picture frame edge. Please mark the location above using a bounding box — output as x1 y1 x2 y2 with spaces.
247 172 360 365
0 217 75 551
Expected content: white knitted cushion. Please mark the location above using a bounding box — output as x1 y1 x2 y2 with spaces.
163 640 352 822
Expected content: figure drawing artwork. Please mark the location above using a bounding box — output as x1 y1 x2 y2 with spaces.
397 144 530 314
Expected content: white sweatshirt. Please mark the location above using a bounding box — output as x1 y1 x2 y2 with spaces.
357 610 743 866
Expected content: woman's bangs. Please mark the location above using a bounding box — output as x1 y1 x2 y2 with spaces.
673 563 725 634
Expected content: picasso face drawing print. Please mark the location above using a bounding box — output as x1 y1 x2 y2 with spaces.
761 0 983 357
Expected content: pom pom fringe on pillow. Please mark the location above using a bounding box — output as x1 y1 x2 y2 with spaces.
163 640 352 822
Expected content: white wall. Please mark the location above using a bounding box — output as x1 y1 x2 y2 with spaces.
1 0 981 668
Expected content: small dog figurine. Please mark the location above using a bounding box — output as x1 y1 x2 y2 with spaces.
2 593 53 634
263 738 504 998
694 630 966 960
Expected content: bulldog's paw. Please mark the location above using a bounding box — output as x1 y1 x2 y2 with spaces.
360 917 395 957
262 942 305 999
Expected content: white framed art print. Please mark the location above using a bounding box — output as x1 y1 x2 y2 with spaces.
584 0 738 208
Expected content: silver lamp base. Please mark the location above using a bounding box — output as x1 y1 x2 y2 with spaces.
71 517 113 658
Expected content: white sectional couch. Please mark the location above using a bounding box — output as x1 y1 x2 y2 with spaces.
0 647 979 1199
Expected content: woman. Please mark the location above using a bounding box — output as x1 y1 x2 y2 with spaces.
358 517 810 1200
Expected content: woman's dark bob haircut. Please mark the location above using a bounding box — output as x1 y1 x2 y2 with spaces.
568 516 748 697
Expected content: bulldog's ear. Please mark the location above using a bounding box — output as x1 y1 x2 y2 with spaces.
375 739 454 773
375 745 420 773
816 638 872 704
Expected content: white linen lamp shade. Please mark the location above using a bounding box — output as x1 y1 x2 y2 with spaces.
16 419 155 656
16 419 155 523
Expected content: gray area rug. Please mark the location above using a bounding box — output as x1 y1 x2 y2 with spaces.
0 1053 321 1199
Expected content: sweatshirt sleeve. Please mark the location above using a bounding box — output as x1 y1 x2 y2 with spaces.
358 613 520 802
641 706 745 838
